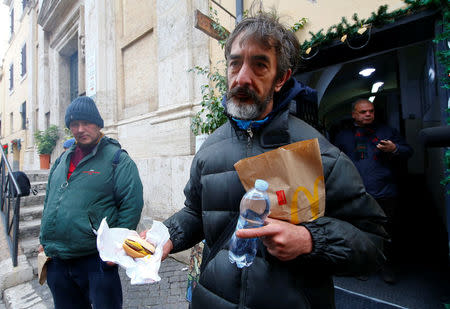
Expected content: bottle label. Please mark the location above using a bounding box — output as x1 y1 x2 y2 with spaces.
276 190 287 205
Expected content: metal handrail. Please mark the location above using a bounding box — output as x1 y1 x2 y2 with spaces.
0 143 22 267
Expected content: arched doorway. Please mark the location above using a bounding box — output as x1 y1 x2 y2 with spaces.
294 9 449 308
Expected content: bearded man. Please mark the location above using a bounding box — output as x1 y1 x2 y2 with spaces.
160 9 386 309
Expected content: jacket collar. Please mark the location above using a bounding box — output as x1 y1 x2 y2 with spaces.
259 107 291 148
224 77 306 147
65 136 108 162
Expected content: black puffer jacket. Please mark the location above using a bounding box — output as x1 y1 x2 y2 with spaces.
164 79 386 309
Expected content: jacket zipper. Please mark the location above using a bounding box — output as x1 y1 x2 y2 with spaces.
235 127 252 308
239 267 248 309
246 127 253 156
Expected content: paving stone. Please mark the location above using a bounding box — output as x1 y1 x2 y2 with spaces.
0 257 189 309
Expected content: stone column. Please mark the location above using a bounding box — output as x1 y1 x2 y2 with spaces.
22 4 38 169
36 30 49 131
84 0 117 137
33 27 50 169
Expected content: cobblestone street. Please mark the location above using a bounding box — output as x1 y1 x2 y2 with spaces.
20 257 189 309
120 258 189 309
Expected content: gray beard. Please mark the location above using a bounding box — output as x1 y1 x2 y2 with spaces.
226 100 263 120
225 89 273 120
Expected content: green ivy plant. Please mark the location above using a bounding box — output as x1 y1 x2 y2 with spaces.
433 8 450 90
209 7 230 49
440 107 450 194
190 7 229 136
34 125 60 155
433 6 449 194
190 64 228 136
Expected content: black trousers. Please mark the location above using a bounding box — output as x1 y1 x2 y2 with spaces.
46 253 122 309
376 197 398 264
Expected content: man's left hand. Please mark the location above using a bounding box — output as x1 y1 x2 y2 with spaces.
235 217 313 261
376 139 397 153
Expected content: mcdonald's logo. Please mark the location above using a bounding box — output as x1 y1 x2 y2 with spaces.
290 176 324 224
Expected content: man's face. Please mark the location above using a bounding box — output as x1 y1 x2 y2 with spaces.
352 101 375 126
69 120 102 148
225 34 288 120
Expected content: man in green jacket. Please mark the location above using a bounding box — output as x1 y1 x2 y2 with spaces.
39 96 144 309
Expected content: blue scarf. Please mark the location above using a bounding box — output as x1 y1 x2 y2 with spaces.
232 117 269 130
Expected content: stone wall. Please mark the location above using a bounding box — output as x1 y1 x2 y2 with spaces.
31 0 210 220
117 0 210 219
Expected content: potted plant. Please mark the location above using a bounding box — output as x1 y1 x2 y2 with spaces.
11 138 21 151
34 125 60 169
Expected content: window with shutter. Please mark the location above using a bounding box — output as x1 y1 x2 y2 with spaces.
9 64 14 91
21 44 26 77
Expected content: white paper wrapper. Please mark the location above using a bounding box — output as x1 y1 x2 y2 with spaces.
96 217 170 285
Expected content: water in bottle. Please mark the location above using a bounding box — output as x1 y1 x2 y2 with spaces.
229 179 270 268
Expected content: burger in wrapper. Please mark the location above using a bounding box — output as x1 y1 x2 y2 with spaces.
123 236 156 258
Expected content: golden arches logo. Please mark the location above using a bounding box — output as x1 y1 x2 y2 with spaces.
290 176 324 224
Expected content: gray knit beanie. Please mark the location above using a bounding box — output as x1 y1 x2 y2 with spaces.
65 96 104 128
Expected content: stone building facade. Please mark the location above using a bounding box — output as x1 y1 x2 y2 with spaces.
33 0 210 220
0 0 38 171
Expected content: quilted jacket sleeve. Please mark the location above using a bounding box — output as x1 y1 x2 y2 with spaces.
389 127 414 159
300 150 387 275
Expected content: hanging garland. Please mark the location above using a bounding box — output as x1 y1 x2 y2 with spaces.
300 0 448 68
436 5 450 193
433 4 450 90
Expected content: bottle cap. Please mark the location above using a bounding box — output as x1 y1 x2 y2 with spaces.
255 179 269 191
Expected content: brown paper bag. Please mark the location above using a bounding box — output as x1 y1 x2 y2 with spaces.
234 138 325 224
38 251 51 285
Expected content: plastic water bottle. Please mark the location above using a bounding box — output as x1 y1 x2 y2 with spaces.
229 179 270 268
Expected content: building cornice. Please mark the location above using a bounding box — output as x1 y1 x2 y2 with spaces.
37 0 72 32
48 8 79 52
117 103 196 127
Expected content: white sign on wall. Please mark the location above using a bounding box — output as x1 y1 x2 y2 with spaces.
86 53 96 97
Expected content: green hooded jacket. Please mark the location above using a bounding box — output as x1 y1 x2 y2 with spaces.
39 136 143 259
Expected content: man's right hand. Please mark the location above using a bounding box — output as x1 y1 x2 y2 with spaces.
377 139 397 153
38 244 44 253
139 230 173 261
235 217 313 261
162 239 173 261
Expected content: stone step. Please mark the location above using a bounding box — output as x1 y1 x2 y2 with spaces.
28 256 38 276
31 181 47 193
20 205 43 222
0 255 34 295
3 282 50 309
19 219 41 240
20 238 40 261
22 170 50 183
20 194 45 207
